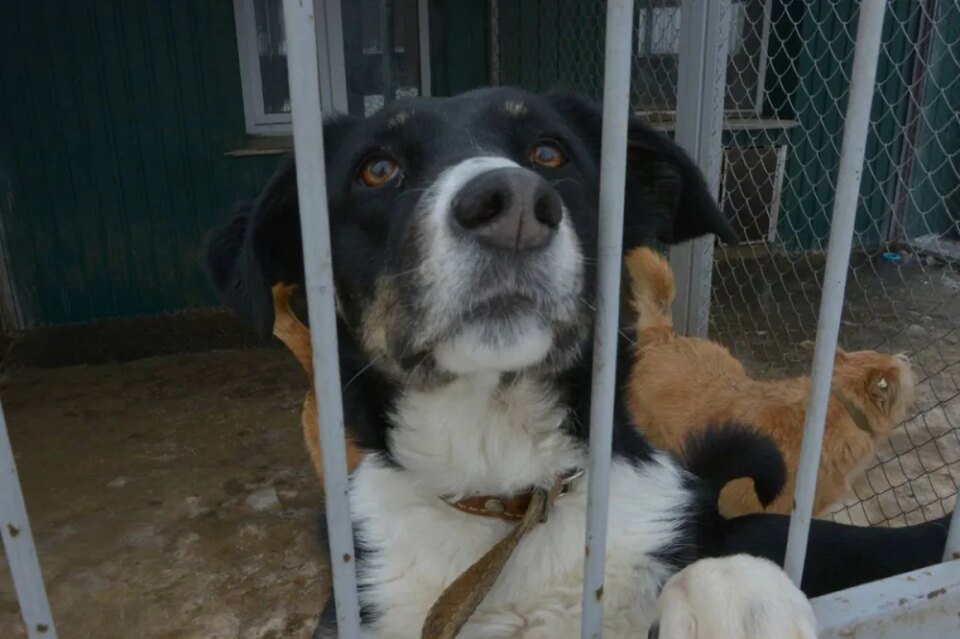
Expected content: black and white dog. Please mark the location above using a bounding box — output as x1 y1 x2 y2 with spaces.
205 88 950 638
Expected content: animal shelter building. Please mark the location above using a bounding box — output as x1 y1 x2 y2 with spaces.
1 1 960 637
1 1 957 331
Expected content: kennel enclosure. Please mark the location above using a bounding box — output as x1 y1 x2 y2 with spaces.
2 1 960 637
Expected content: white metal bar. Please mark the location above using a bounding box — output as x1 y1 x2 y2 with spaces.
783 0 887 586
281 0 361 634
0 401 57 639
945 493 960 562
581 1 634 637
811 560 960 638
669 0 729 338
766 144 789 244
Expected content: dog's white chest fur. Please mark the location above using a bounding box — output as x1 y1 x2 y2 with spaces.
350 374 692 638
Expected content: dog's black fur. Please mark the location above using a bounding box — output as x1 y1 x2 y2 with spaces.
204 88 951 611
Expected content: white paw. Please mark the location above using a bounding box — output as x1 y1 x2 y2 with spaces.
650 554 817 639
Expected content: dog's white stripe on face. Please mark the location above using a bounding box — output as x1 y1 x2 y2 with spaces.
433 318 554 375
425 156 523 226
414 156 583 375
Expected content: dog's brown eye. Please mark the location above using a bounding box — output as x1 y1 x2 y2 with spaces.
359 157 400 187
529 141 566 169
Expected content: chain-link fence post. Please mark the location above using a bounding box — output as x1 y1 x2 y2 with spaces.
669 0 730 338
946 493 960 562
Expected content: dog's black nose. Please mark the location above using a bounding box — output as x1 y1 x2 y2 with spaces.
452 167 563 250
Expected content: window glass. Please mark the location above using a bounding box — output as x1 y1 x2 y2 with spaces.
253 0 291 116
341 0 422 116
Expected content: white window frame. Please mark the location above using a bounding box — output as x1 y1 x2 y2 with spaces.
635 0 773 117
234 0 431 136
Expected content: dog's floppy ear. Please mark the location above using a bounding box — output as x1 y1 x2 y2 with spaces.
545 92 738 247
202 115 359 338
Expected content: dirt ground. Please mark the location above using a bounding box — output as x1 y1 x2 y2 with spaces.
0 347 328 639
0 249 958 637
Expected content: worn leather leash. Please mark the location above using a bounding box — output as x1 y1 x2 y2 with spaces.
422 472 577 639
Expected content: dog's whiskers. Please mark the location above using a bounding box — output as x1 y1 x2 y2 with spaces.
402 351 433 388
380 265 422 282
343 354 386 391
549 176 583 190
580 296 635 345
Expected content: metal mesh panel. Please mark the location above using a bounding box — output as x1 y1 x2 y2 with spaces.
495 0 960 527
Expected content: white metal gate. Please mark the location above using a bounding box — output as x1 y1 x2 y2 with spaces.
1 1 958 637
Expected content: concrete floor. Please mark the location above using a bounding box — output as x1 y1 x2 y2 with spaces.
0 347 328 639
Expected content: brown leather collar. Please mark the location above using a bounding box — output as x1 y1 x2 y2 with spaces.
444 469 583 522
832 387 874 435
424 473 574 639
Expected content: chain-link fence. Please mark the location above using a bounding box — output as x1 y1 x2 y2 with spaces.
494 0 960 527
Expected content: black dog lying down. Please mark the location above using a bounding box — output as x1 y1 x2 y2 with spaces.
204 87 951 638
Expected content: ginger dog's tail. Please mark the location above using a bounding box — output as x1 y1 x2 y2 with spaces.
625 247 676 346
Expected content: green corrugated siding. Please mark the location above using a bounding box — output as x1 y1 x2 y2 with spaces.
0 0 488 328
0 0 279 327
428 1 489 96
768 0 921 251
902 0 960 240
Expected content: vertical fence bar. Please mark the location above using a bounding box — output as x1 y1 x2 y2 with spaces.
783 0 887 586
669 0 729 338
945 493 960 562
0 401 57 639
581 1 634 637
282 0 362 634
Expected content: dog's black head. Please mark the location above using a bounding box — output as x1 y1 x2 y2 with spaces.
204 87 736 384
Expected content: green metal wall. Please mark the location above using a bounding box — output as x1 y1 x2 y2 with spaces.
770 0 959 249
900 0 960 240
0 0 279 328
429 1 489 96
0 1 489 328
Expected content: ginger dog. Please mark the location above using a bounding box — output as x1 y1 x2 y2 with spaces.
271 284 363 486
624 248 916 517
